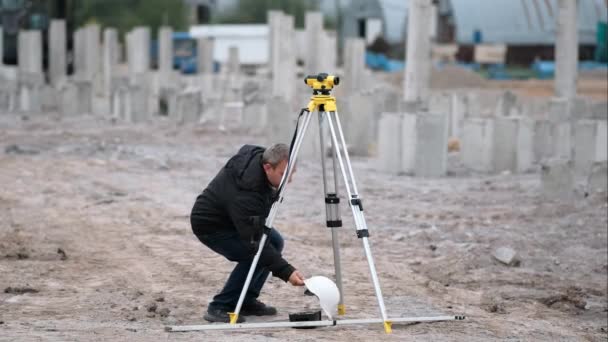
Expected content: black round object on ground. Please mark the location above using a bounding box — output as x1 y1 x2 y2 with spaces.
288 310 322 329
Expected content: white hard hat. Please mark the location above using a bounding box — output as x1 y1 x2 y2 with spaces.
303 276 340 320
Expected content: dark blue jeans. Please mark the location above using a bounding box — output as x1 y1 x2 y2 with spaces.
196 228 284 310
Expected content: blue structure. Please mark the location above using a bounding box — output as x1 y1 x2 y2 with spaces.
172 31 198 74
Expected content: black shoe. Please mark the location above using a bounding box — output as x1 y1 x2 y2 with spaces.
241 300 277 316
204 306 246 323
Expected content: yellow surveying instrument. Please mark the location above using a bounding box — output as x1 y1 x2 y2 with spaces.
166 73 465 333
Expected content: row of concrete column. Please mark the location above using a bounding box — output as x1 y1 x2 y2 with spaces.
376 0 584 178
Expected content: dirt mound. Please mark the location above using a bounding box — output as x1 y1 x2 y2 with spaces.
431 65 487 89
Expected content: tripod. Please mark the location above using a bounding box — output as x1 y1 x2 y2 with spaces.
229 73 390 330
166 74 464 333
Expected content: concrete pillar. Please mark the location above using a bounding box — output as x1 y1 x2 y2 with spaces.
492 117 534 173
414 112 449 177
449 93 464 138
494 90 518 117
272 14 296 101
341 93 375 156
266 96 296 146
127 27 151 76
343 38 366 93
17 30 43 113
462 118 495 172
541 159 574 201
49 20 67 86
60 82 79 116
401 113 418 173
18 30 42 75
197 37 214 75
243 102 268 133
159 26 173 80
268 10 282 79
74 80 93 114
226 46 240 74
173 89 202 124
534 120 554 163
84 24 101 84
404 0 433 109
548 97 572 159
103 28 118 97
554 0 578 99
305 12 324 73
378 113 403 173
73 28 85 78
321 32 337 73
127 85 149 123
574 120 608 180
0 27 3 65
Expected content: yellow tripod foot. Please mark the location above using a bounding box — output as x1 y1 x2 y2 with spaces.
384 321 392 334
338 304 346 316
228 312 238 325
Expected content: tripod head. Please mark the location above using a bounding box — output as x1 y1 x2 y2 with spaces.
304 73 340 95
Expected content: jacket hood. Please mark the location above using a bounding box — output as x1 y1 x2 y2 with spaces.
225 145 268 191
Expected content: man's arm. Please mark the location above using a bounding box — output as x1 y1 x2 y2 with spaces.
227 193 296 282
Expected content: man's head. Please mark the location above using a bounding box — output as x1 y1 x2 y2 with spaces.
262 143 293 188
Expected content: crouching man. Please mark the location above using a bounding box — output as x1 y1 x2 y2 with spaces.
191 144 305 323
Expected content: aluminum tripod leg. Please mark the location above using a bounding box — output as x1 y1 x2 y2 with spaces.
324 110 392 333
229 109 315 324
318 111 345 315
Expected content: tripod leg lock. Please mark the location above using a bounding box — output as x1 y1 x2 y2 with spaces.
356 229 370 238
350 198 364 211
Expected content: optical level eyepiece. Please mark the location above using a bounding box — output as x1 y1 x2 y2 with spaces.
304 73 340 95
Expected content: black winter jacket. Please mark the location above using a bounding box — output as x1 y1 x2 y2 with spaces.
191 145 295 282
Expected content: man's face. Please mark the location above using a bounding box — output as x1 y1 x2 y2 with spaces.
263 159 294 188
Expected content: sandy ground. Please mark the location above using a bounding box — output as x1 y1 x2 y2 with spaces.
0 112 606 342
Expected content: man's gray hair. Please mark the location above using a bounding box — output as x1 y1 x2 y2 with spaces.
262 143 289 167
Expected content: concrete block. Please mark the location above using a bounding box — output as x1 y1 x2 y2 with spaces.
242 102 268 133
175 90 202 124
414 112 449 177
494 90 518 117
516 117 534 173
158 87 177 116
552 121 572 160
540 159 574 201
591 101 608 120
296 108 321 162
49 20 67 86
40 85 59 112
341 93 375 156
74 80 93 114
574 120 608 180
111 85 129 119
534 120 553 163
401 113 418 173
60 82 79 116
548 97 571 123
493 117 534 173
128 85 149 123
266 96 296 146
587 161 607 193
491 118 512 171
449 93 464 138
378 113 403 174
462 118 494 172
18 83 42 113
571 97 591 120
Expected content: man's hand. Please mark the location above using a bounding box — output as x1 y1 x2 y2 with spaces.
288 270 305 286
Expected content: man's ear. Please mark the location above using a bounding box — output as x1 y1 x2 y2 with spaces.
262 163 273 173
